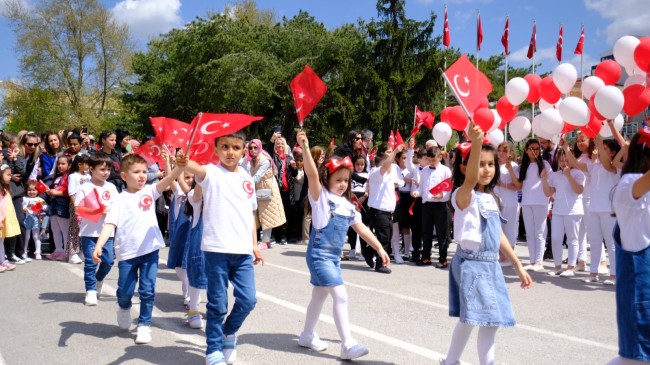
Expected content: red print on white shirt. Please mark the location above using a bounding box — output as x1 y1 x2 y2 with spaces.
102 191 111 201
242 180 254 195
139 195 153 209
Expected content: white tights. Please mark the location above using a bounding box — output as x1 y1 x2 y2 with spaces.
390 223 412 257
445 322 498 365
606 357 648 365
0 237 5 260
50 216 69 252
303 285 355 348
188 286 202 312
175 268 190 303
25 228 42 254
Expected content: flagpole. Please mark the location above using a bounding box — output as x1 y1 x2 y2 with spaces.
531 20 536 138
444 53 448 108
504 46 509 140
580 24 584 100
476 10 480 70
185 112 203 156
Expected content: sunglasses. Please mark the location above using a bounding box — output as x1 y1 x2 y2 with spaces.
248 146 258 150
528 147 540 151
26 143 38 147
354 137 362 141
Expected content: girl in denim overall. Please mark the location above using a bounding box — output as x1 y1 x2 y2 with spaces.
296 131 390 361
608 127 650 365
183 185 207 329
441 122 533 365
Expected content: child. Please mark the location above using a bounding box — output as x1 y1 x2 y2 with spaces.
46 155 72 261
76 154 119 306
608 127 650 365
442 122 532 365
296 131 390 360
347 154 369 260
184 183 207 329
177 131 264 365
406 142 428 263
22 181 48 260
495 142 521 259
541 148 586 277
67 154 91 264
92 153 182 344
0 164 20 272
392 149 415 264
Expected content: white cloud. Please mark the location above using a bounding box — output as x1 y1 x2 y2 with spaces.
111 0 183 41
584 0 650 43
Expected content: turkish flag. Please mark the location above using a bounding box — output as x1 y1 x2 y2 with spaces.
76 189 106 223
527 22 537 59
443 55 493 114
35 180 48 195
556 25 563 62
329 138 335 147
368 146 377 163
395 130 405 146
415 106 435 129
187 134 220 165
290 65 327 126
443 6 450 47
501 17 509 55
429 177 452 195
135 139 164 167
189 113 263 143
477 12 483 51
574 25 585 55
388 131 396 149
31 201 43 214
149 117 191 150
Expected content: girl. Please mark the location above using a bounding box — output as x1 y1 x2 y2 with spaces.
347 154 369 260
296 130 390 360
67 154 91 264
515 139 552 272
40 132 63 177
607 127 650 365
495 142 521 263
540 148 586 277
47 156 71 261
168 164 192 309
0 164 20 272
183 183 207 329
96 130 124 192
22 181 48 260
391 149 414 264
63 134 85 160
442 122 532 365
570 133 596 271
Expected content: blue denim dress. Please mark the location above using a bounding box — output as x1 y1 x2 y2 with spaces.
449 194 516 327
166 196 190 269
306 200 355 287
185 215 207 289
613 223 650 361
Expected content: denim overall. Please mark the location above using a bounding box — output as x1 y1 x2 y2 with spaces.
613 223 650 361
166 196 190 269
449 193 516 327
185 215 207 289
306 200 355 287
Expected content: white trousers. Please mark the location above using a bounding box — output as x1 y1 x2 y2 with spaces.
522 205 548 264
551 215 581 267
501 205 520 248
585 211 616 275
50 216 69 252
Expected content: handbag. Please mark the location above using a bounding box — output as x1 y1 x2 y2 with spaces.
256 188 272 201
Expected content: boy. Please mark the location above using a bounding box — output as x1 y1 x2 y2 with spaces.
76 154 119 306
92 153 182 344
406 142 428 263
177 131 264 365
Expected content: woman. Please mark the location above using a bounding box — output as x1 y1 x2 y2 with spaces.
95 130 124 191
495 142 522 263
115 128 131 156
333 130 363 160
62 134 86 161
246 139 286 249
40 132 63 177
267 136 297 244
1 133 28 263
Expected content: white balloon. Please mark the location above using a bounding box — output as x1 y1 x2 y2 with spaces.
505 77 529 105
625 65 647 78
552 63 578 94
532 115 554 140
539 98 561 112
614 36 641 70
558 97 590 126
594 85 625 119
489 109 501 133
599 114 625 138
581 76 605 100
432 122 452 146
538 109 565 136
486 129 504 147
624 74 647 88
509 116 531 142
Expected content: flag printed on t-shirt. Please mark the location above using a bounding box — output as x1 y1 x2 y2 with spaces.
429 177 452 195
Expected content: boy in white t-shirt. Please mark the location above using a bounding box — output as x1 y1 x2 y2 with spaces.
176 131 264 365
92 153 182 345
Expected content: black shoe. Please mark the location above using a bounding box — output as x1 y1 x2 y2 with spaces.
416 258 432 266
375 265 392 274
543 249 553 260
409 256 420 263
434 243 440 249
435 260 448 269
362 250 375 269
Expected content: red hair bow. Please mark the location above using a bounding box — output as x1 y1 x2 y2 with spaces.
638 125 650 148
456 142 472 159
325 156 353 174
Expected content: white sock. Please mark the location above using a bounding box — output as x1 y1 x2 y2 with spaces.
303 286 328 335
391 223 400 253
445 322 473 364
0 238 6 261
477 326 497 365
175 268 189 301
403 234 412 256
188 286 201 313
329 285 355 348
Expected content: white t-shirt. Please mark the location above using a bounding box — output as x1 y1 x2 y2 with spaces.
171 184 186 220
196 164 257 255
105 184 164 261
451 190 501 251
547 169 585 215
75 181 119 237
587 162 620 213
367 165 399 212
612 173 650 252
521 160 552 206
495 163 520 208
577 154 592 202
67 172 91 198
188 189 202 228
351 171 368 194
417 163 453 203
309 188 361 230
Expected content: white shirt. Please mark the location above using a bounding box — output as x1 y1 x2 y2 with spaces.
171 184 186 220
577 154 592 202
587 162 620 213
521 160 552 206
75 181 119 237
417 163 452 203
188 189 202 228
547 169 585 215
196 164 257 255
351 171 368 194
612 173 650 252
367 165 399 212
397 165 412 193
22 196 47 215
309 188 361 230
105 184 164 261
451 190 501 251
495 163 520 208
67 172 91 198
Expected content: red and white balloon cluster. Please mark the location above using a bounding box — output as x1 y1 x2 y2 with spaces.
434 95 503 146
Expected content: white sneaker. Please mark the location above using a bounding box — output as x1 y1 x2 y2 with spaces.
117 308 132 330
21 254 32 263
598 266 610 275
548 270 563 276
135 325 152 344
583 276 599 283
347 249 356 260
97 281 104 297
68 254 83 264
10 255 25 265
85 290 98 306
522 264 534 271
298 332 327 351
394 254 404 264
603 279 616 286
340 343 369 360
559 270 575 277
223 334 237 364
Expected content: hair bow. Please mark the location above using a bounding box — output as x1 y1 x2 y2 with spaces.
638 123 650 149
456 142 472 160
0 164 9 171
325 156 353 174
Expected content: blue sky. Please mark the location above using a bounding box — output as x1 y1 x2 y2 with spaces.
0 0 648 83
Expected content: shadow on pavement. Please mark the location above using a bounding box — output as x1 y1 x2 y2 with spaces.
58 321 132 346
105 341 204 365
500 267 616 292
153 292 187 314
39 292 85 305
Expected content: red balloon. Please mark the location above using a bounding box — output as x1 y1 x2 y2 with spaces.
476 96 489 111
633 37 650 73
539 76 562 104
524 74 542 103
588 94 606 120
623 84 650 116
440 106 452 122
447 105 469 131
496 96 519 122
595 60 622 86
580 114 603 138
562 122 578 134
473 108 494 131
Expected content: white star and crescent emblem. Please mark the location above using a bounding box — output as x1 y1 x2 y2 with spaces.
200 121 224 135
453 74 471 97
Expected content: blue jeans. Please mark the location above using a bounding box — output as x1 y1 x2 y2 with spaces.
117 250 159 326
82 236 114 291
205 253 257 355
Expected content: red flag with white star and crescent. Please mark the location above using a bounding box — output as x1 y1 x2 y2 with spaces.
442 55 493 114
574 25 585 55
527 22 537 59
443 6 450 47
149 117 191 151
135 138 165 167
290 65 327 127
501 17 509 55
556 24 563 62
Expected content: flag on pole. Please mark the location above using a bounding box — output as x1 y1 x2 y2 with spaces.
501 17 509 55
556 24 563 62
527 21 537 59
76 189 106 223
388 131 396 149
149 117 191 150
415 106 435 129
395 130 405 146
429 177 452 195
290 65 327 127
574 25 585 55
443 6 450 47
135 139 165 167
477 12 483 51
442 55 494 114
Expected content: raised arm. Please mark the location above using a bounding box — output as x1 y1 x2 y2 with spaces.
632 169 650 199
381 145 403 175
595 136 617 174
606 119 626 148
540 169 554 197
155 163 183 194
612 142 628 170
560 138 588 172
455 121 483 210
296 131 321 201
176 153 206 180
